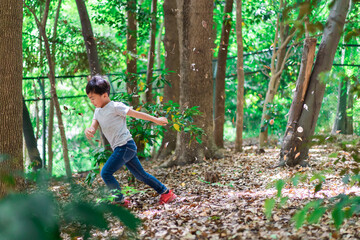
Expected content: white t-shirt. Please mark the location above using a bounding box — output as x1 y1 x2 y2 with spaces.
93 101 133 150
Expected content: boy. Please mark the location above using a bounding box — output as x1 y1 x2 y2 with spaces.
84 76 176 206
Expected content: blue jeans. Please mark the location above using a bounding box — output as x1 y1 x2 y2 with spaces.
100 139 167 201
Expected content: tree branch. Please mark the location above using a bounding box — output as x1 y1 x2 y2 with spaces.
23 2 41 28
270 14 280 74
41 0 51 32
273 42 295 80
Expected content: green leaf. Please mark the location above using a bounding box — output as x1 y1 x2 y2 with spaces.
85 172 97 186
292 173 300 186
344 206 354 219
264 198 276 220
279 197 289 207
102 204 141 231
307 207 326 224
314 183 323 193
328 152 338 158
64 202 108 229
276 179 286 198
342 174 350 185
310 173 325 183
292 210 306 229
332 207 344 230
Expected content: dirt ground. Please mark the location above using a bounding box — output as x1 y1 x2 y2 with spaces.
59 141 360 240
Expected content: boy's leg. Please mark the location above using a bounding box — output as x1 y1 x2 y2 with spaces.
101 147 126 201
125 155 168 194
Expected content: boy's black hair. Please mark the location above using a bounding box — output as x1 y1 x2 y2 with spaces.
86 75 110 96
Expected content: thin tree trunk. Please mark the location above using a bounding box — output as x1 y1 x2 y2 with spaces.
259 0 295 147
165 0 217 167
156 0 180 160
23 98 42 170
75 0 101 76
34 83 40 140
346 84 354 134
235 0 244 152
48 98 54 174
127 0 145 155
26 0 72 178
214 0 234 148
75 0 112 153
332 76 348 134
332 37 346 134
279 0 350 167
48 0 62 175
127 0 139 108
0 0 23 198
156 20 164 69
332 37 353 135
146 0 157 104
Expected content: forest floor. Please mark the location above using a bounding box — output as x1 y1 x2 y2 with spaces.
57 138 360 240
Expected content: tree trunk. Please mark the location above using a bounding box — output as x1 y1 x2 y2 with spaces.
0 0 23 198
48 98 54 175
165 0 217 166
26 0 73 178
146 0 157 104
156 0 181 160
332 77 348 134
259 0 295 147
279 0 350 167
23 98 42 170
34 83 40 140
127 0 140 108
332 38 353 135
75 0 112 153
75 0 101 76
235 0 244 152
48 0 62 175
214 0 234 148
346 84 354 134
156 20 164 69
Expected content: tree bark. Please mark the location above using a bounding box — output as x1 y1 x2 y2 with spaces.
332 77 348 134
156 20 164 69
48 98 54 175
214 0 234 148
279 0 350 167
23 98 42 170
0 0 23 198
346 84 354 134
127 0 140 108
26 0 73 178
75 0 101 76
146 0 157 104
332 38 353 135
165 0 217 166
156 0 181 160
235 0 244 152
48 0 62 175
75 0 112 153
259 0 295 147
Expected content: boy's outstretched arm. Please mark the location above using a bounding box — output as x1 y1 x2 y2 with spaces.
85 119 99 140
127 109 168 126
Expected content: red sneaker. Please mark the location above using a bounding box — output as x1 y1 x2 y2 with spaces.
159 190 177 205
122 199 131 208
113 199 131 208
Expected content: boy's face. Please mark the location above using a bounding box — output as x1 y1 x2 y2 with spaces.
87 92 109 108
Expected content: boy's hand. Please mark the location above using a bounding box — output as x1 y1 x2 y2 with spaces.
156 117 168 126
85 127 96 140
